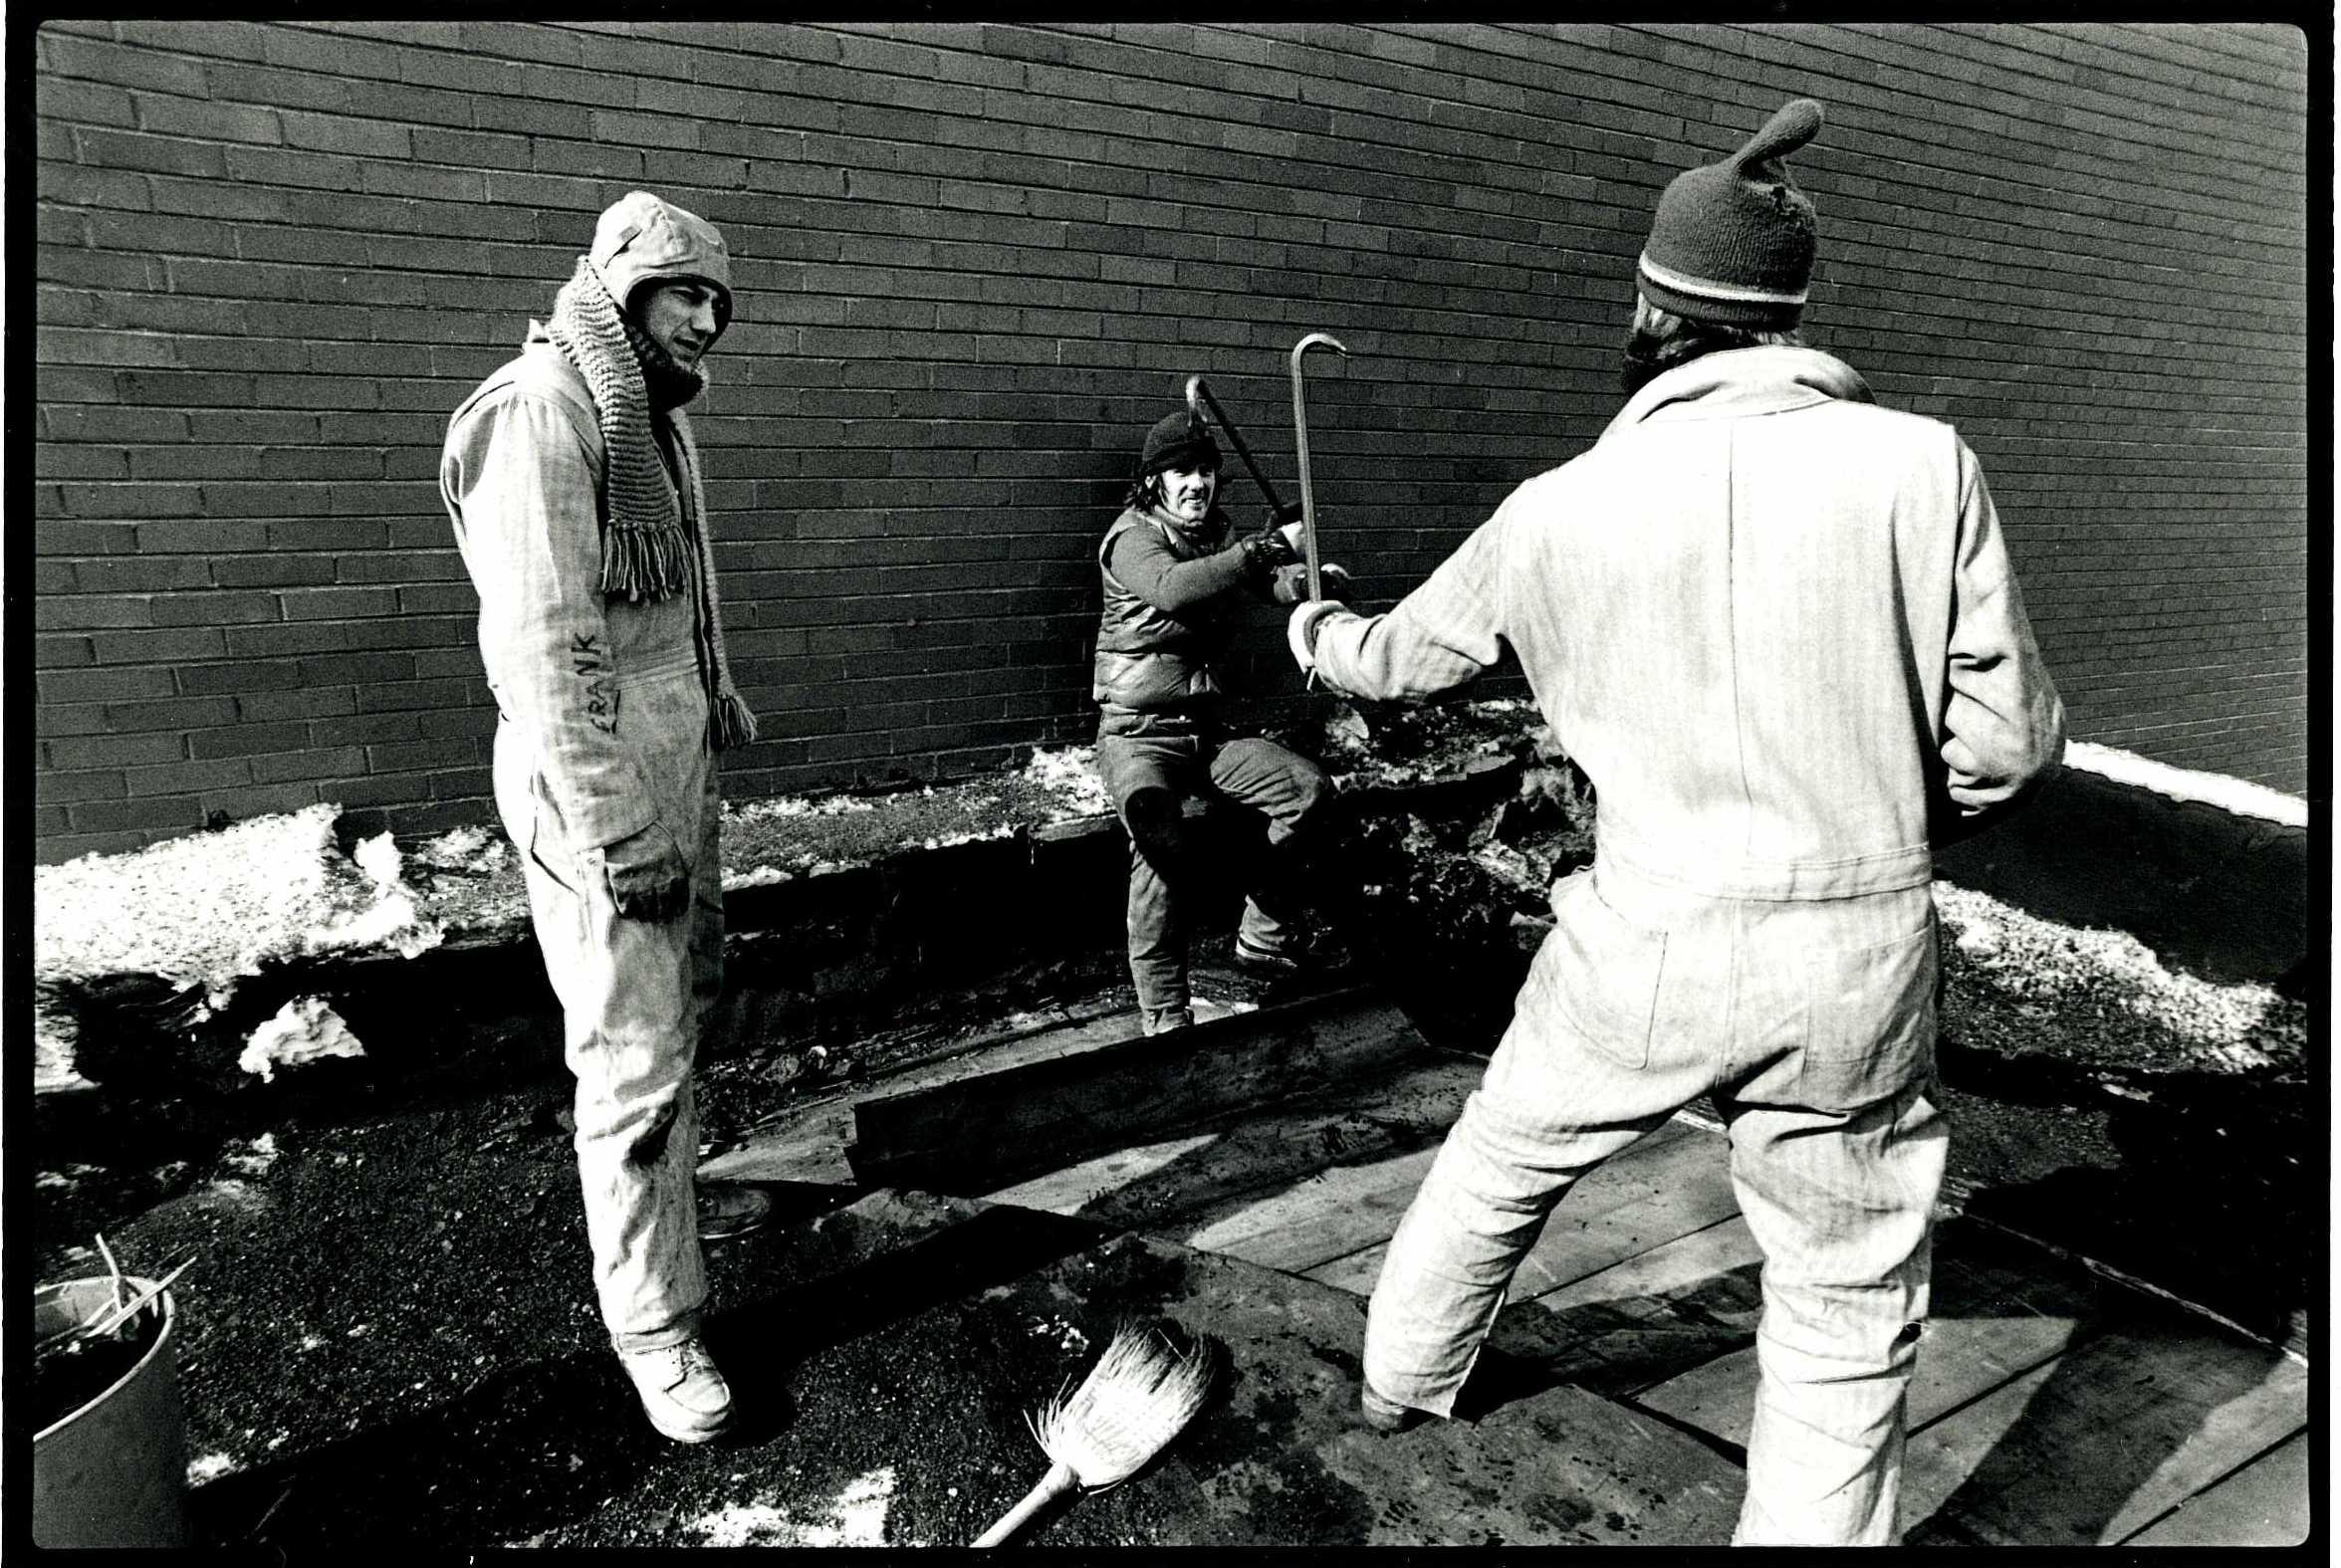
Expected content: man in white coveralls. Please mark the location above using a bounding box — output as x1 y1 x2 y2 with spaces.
442 191 764 1446
1287 101 2066 1543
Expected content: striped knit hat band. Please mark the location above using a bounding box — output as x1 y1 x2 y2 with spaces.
1637 99 1825 330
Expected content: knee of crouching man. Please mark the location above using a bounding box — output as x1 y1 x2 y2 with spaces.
1124 787 1192 869
1292 768 1334 821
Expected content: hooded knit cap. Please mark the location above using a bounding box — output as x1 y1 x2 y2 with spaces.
1139 408 1221 477
1637 100 1824 330
589 189 734 334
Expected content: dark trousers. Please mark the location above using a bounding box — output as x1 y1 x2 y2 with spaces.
1094 719 1331 1028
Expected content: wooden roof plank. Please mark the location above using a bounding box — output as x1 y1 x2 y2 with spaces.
1289 1117 1716 1292
1899 1315 2307 1545
2122 1429 2310 1547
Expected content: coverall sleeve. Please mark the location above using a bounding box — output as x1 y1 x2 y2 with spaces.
1939 442 2066 832
1108 525 1256 612
1306 513 1511 702
450 390 658 849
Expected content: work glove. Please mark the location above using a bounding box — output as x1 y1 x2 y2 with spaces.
600 820 690 921
1240 519 1301 580
1269 561 1354 605
1288 598 1349 679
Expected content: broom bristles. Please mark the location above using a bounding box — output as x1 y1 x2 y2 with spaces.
1030 1322 1216 1489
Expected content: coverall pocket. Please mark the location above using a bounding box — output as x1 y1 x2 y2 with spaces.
522 780 585 898
1547 874 1668 1070
1800 914 1939 1109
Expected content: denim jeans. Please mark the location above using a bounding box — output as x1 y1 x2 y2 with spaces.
1094 719 1331 1030
1364 858 1947 1545
495 699 724 1354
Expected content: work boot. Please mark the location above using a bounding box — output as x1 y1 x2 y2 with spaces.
619 1335 734 1444
1358 1383 1430 1435
1142 1005 1195 1036
1235 929 1344 978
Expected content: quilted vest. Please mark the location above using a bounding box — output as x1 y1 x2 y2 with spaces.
1090 506 1239 714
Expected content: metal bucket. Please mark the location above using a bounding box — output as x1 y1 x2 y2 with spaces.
32 1276 188 1547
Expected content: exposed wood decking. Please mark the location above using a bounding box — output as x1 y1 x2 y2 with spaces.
979 1057 2311 1547
716 989 2311 1548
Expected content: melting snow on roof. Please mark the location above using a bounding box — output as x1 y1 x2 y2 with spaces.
2062 741 2306 828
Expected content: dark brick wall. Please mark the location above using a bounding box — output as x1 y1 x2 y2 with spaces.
31 21 2310 860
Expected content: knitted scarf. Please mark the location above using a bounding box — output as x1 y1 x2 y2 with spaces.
668 412 758 752
546 258 758 752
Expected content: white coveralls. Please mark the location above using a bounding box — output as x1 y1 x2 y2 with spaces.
442 334 723 1353
1300 346 2067 1544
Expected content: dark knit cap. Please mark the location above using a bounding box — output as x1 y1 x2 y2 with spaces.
1139 408 1221 475
1637 100 1824 329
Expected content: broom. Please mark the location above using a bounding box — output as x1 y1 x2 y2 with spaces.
971 1322 1217 1548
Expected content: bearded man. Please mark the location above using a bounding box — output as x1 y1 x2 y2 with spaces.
1288 103 2065 1543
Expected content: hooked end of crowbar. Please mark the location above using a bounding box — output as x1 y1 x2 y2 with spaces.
1289 333 1349 370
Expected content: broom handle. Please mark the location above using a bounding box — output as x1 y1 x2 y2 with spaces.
971 1459 1078 1548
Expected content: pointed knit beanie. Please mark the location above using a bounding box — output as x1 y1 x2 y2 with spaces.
1637 100 1824 330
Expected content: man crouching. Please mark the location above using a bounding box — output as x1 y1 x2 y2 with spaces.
1091 407 1345 1035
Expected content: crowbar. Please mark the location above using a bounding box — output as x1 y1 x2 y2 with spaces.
1184 374 1288 518
1288 332 1348 601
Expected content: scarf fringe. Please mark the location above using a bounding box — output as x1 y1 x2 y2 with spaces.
599 523 696 603
671 413 759 754
713 691 758 751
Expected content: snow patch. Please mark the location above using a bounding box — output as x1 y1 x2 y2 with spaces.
186 1452 240 1485
224 1132 281 1177
1022 745 1110 818
728 792 881 823
689 1503 795 1548
688 1467 897 1547
34 802 453 1004
316 887 445 960
1028 1314 1090 1354
919 823 1018 850
408 824 512 875
2062 741 2306 828
36 803 343 1002
352 831 403 890
238 999 366 1083
1935 883 2300 1068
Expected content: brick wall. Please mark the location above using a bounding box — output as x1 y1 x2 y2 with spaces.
31 21 2311 861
